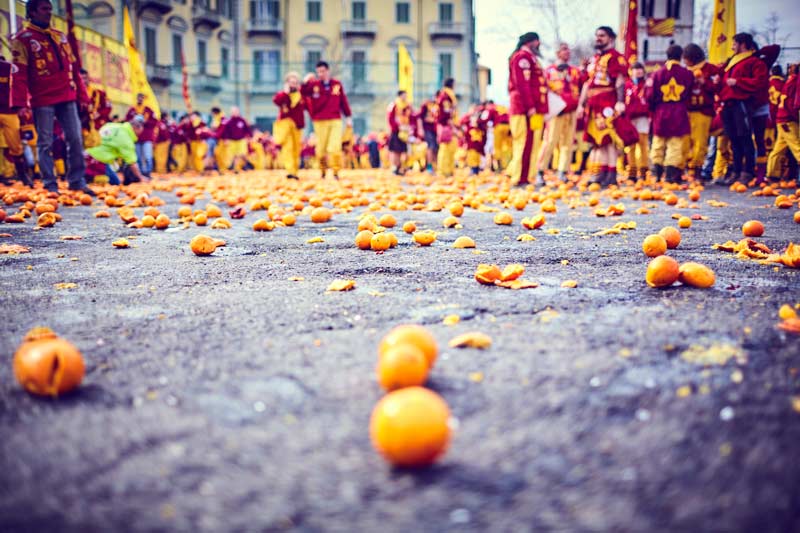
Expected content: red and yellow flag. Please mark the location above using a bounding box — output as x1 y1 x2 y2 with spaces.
646 17 675 37
181 49 192 114
708 0 736 65
623 0 639 66
123 6 160 116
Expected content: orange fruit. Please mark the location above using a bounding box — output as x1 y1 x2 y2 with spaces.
402 221 416 234
144 206 160 218
493 212 513 225
794 211 800 224
677 216 691 229
742 220 764 237
658 226 681 249
642 234 667 257
442 215 459 228
14 328 84 397
205 204 223 218
282 213 296 226
452 236 476 248
355 230 373 250
678 262 715 288
155 214 170 230
386 232 399 248
369 387 451 468
310 207 332 223
370 232 391 251
379 325 438 369
141 215 156 228
379 214 397 228
664 193 678 206
448 202 464 217
646 255 680 288
190 234 224 256
689 190 701 202
194 212 208 226
376 344 429 391
413 230 436 246
37 212 57 227
253 218 274 231
177 205 192 218
475 263 502 285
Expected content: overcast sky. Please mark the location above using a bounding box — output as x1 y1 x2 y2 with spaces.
476 0 800 104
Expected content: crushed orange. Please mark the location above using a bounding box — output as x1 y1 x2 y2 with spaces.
475 264 502 285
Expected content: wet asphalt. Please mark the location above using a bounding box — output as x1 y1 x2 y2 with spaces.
1 173 799 532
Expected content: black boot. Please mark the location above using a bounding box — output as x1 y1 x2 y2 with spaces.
665 166 681 184
14 158 33 187
589 169 607 185
638 168 648 182
604 169 618 187
651 164 664 181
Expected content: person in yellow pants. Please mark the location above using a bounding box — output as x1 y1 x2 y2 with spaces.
435 78 459 176
274 72 305 179
766 66 799 180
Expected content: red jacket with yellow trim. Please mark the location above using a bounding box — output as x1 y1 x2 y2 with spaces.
508 47 547 116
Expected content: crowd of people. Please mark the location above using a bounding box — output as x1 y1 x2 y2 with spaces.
1 0 798 193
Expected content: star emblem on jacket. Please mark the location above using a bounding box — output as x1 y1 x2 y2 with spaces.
661 77 684 102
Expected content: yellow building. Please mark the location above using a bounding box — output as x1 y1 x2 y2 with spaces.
51 0 478 134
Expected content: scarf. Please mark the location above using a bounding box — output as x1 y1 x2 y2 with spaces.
725 51 754 72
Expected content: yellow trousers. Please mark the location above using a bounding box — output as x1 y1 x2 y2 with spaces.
215 140 232 171
493 123 512 170
507 114 543 183
625 133 649 174
767 122 800 178
651 136 685 167
190 140 207 172
248 143 267 170
687 112 712 171
712 135 732 179
537 112 576 173
279 123 302 175
466 149 482 168
154 142 170 174
312 119 343 172
437 138 457 176
171 143 188 173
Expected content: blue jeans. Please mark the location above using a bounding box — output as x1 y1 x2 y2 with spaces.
136 141 154 174
105 164 121 185
702 136 716 180
33 101 86 190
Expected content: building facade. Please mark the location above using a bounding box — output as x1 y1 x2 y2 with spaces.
58 0 478 135
622 0 695 65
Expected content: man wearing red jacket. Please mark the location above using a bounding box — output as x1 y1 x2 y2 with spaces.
10 0 92 195
623 62 650 181
647 45 694 183
766 64 799 180
125 93 157 177
273 72 305 179
386 90 412 175
417 95 439 172
219 107 252 172
577 26 629 186
682 44 721 180
537 43 582 182
717 33 768 184
507 32 548 186
301 61 352 179
0 57 31 186
436 78 459 176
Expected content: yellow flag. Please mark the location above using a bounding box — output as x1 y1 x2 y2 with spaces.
398 44 413 103
708 0 736 65
123 6 161 116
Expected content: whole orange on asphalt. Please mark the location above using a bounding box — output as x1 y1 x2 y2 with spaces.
658 226 681 249
646 255 680 288
376 344 429 391
190 234 225 256
355 230 373 250
678 262 716 288
370 232 392 251
370 387 451 468
642 234 667 257
742 220 764 237
379 325 438 369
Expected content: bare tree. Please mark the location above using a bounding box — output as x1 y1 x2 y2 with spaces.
693 0 712 52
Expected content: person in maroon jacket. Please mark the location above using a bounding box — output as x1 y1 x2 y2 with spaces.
273 72 305 179
219 106 252 172
386 90 412 175
646 45 694 183
417 95 439 172
0 57 31 186
10 0 92 195
766 64 799 180
718 33 769 184
683 43 721 180
125 93 157 177
301 61 352 179
623 62 650 181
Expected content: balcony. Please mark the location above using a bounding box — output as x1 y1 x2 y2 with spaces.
191 4 221 30
346 78 374 98
137 0 172 16
428 21 466 41
194 73 222 93
246 18 284 37
249 81 283 96
340 20 377 39
146 64 173 86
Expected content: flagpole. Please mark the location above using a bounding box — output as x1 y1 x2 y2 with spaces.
9 0 16 34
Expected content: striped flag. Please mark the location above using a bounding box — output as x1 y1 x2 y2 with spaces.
708 0 736 65
181 49 192 113
646 17 675 37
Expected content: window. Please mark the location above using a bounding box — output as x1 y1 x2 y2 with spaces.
254 50 280 83
305 50 321 74
255 117 274 132
352 1 366 21
221 47 230 79
352 50 366 84
250 0 279 21
396 2 410 23
144 27 157 65
307 0 321 21
641 0 655 18
172 34 183 68
439 53 452 83
438 2 453 23
667 0 681 19
353 117 367 136
197 40 207 74
220 0 233 18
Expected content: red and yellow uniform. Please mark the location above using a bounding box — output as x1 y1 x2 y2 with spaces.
465 119 487 170
219 116 252 171
436 87 459 176
767 72 800 178
646 60 694 173
685 61 721 173
153 118 170 174
491 104 511 170
125 104 157 143
507 46 547 184
537 62 582 176
0 60 24 179
301 77 351 175
584 48 628 147
273 89 305 176
624 77 650 178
